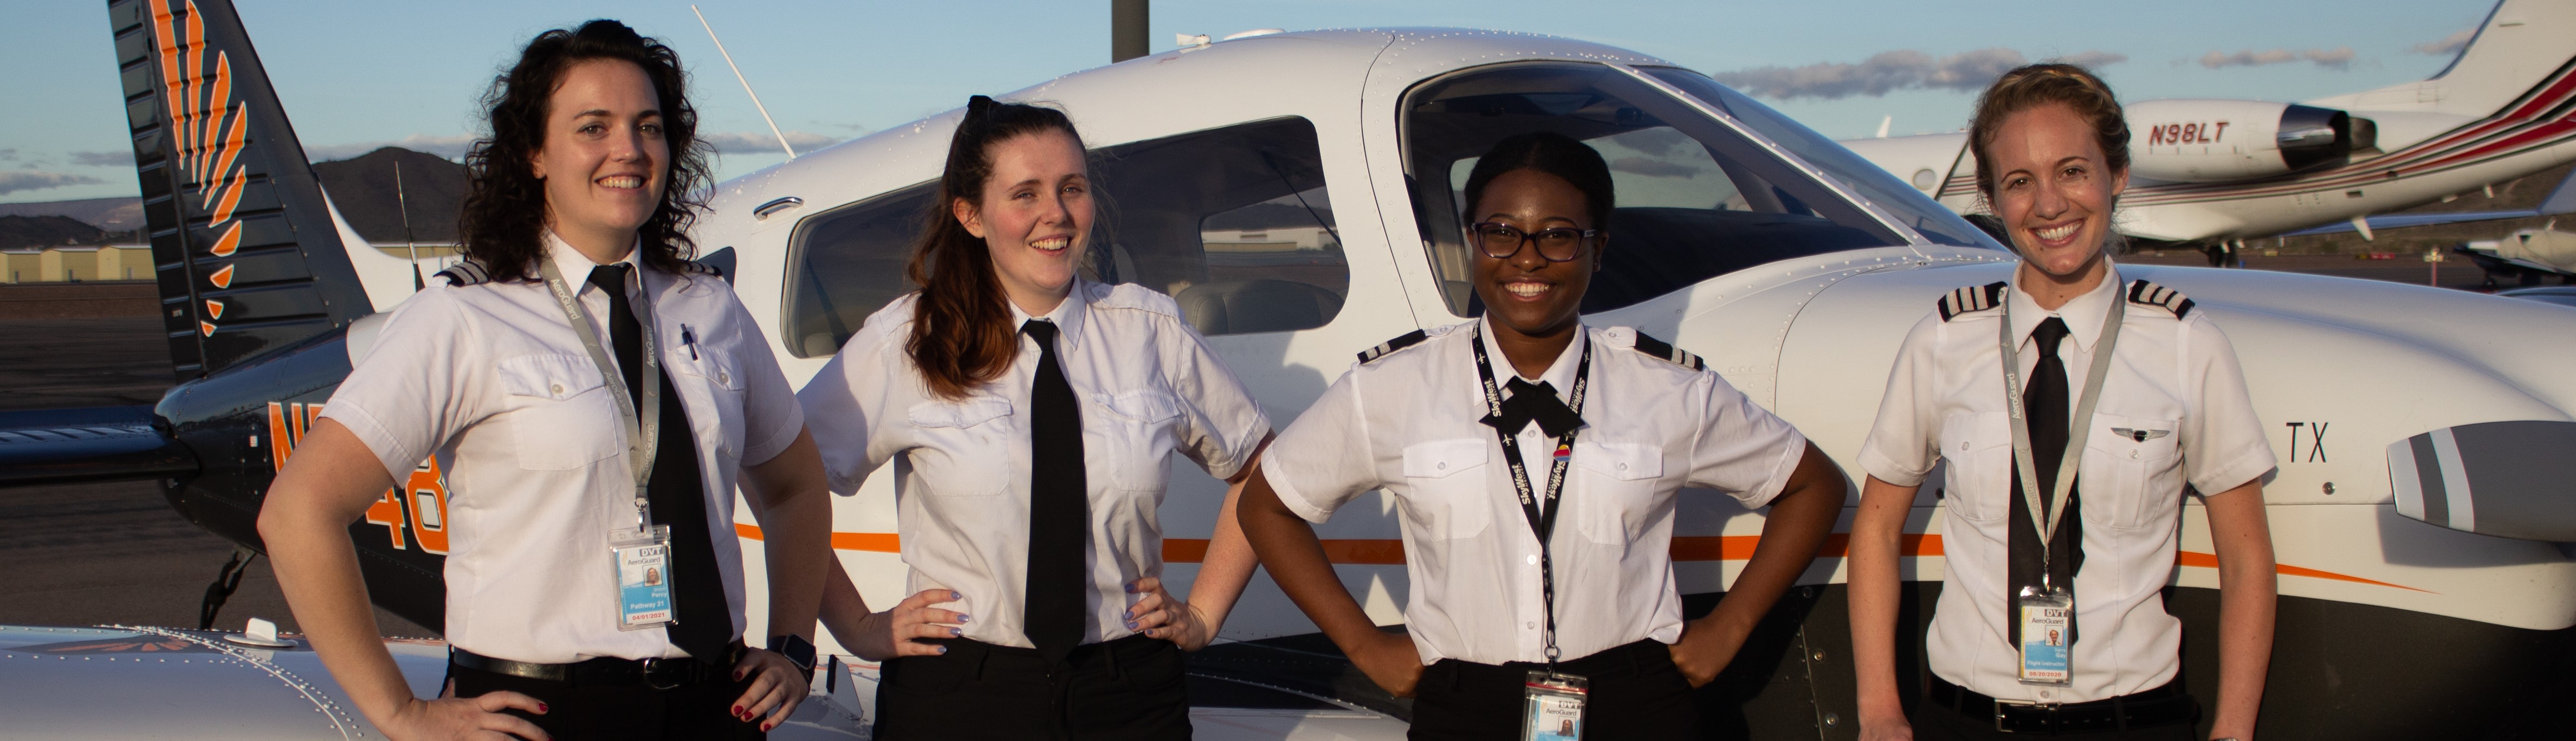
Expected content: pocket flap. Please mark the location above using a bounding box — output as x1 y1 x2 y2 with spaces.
908 397 1014 429
1402 439 1489 478
1939 411 2010 456
678 347 745 390
1573 441 1662 481
499 354 606 401
1097 389 1181 423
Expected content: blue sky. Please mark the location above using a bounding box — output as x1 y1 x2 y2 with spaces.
0 0 2496 204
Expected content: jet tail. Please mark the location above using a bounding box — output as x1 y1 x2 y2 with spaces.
2307 0 2576 119
107 0 374 382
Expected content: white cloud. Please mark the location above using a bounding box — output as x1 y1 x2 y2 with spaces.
700 130 845 154
2199 47 2358 70
305 134 477 163
71 151 134 167
1713 47 2124 100
0 171 105 196
2411 29 2474 56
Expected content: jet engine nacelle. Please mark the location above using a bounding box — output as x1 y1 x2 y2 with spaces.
2126 99 2370 182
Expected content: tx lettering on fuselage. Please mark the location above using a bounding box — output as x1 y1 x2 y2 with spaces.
267 402 451 554
2147 121 2229 146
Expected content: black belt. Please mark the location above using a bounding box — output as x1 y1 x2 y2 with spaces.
1927 675 2197 733
451 641 745 690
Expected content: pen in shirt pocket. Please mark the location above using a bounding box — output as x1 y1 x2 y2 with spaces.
680 325 699 360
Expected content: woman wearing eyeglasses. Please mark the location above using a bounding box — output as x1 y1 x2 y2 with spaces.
1239 132 1847 740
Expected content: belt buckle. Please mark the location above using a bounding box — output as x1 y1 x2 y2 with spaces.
1994 699 2057 733
641 656 683 691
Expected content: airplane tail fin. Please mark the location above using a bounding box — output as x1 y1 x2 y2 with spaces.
2311 0 2576 118
106 0 373 381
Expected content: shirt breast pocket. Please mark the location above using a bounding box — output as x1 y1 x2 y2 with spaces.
2081 413 2184 530
673 347 748 459
1937 411 2012 523
1571 441 1664 544
906 397 1016 497
1400 439 1493 541
1095 389 1182 493
499 354 622 471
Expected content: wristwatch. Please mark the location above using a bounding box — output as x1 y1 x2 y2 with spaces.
767 634 817 674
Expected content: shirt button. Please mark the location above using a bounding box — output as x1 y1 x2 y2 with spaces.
549 383 564 395
719 371 730 384
1616 462 1628 471
1961 441 1971 451
1436 462 1447 470
2130 450 2139 459
1526 622 1537 630
1526 554 1538 565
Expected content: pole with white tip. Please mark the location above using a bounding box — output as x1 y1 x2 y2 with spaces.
692 5 797 160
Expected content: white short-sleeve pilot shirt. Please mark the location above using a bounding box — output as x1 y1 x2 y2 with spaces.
797 279 1271 650
1261 318 1810 666
1857 266 2275 704
320 234 807 665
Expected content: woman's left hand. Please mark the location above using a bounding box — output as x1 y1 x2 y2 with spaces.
729 647 811 732
1125 577 1216 650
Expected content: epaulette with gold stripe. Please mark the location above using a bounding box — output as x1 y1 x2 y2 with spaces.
1937 281 2008 321
1357 330 1429 364
2126 280 2195 319
1630 331 1706 371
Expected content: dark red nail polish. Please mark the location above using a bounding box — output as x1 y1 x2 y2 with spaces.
538 703 549 713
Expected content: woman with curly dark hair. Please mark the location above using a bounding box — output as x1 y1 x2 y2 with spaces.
261 20 833 740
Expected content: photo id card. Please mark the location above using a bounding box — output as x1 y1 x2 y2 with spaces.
1522 671 1587 741
2016 589 2073 686
610 525 675 631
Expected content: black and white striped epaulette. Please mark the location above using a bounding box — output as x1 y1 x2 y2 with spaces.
434 260 494 287
1937 281 2008 321
679 260 724 278
2126 280 2195 319
1356 330 1430 364
1630 331 1706 371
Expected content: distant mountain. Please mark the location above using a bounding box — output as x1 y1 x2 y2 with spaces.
312 147 468 245
0 197 144 232
0 215 126 250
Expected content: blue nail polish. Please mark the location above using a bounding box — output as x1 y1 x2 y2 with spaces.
938 646 949 654
1126 621 1138 630
957 614 970 623
1123 609 1134 620
950 627 962 636
1125 583 1136 593
950 591 962 600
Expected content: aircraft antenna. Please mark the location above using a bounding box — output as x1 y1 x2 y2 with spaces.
396 160 423 290
691 5 797 160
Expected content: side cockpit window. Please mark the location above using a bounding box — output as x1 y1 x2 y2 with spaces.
1402 62 1909 316
782 116 1347 358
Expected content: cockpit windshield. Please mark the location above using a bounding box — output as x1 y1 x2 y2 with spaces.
1402 62 1988 316
1639 67 1998 251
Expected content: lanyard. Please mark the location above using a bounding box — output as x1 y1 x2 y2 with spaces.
1997 278 2123 588
1468 324 1590 668
536 257 664 534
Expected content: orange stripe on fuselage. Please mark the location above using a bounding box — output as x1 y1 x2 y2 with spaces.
738 526 2418 592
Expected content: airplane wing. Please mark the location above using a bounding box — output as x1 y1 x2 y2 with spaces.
2280 165 2576 237
0 405 193 488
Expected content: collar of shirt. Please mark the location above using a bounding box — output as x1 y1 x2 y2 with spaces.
1005 278 1093 350
1473 315 1590 416
2006 261 2124 354
543 230 646 300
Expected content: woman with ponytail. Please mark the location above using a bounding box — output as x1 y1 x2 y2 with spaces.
797 96 1273 740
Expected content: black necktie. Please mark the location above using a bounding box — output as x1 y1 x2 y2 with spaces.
1481 378 1584 438
2008 316 2083 647
588 265 732 662
1021 320 1088 663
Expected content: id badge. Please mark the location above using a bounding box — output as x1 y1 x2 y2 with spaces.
610 525 676 630
1522 671 1587 741
2016 588 2073 686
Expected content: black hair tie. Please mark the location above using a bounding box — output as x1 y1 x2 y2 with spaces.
967 94 996 118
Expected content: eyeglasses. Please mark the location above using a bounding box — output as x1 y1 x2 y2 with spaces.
1468 221 1597 262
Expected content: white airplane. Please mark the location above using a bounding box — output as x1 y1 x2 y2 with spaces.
1841 0 2576 255
8 1 2574 739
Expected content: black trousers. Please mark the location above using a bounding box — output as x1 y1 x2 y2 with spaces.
1408 639 1700 741
449 662 765 741
873 633 1190 741
1910 680 2197 740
